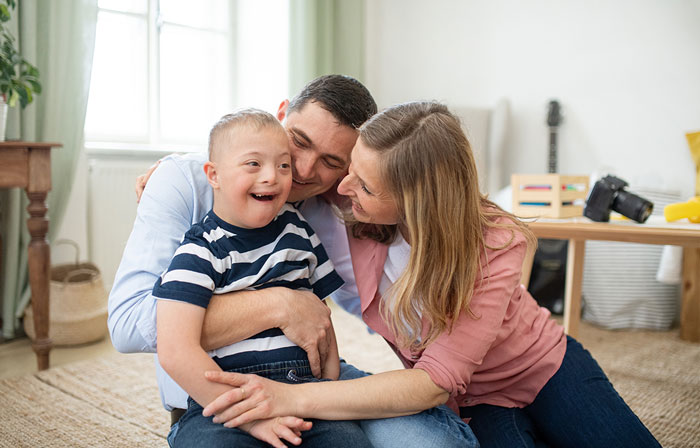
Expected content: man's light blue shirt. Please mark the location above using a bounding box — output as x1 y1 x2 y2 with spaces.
107 152 361 410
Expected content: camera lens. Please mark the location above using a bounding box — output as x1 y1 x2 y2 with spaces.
612 190 654 223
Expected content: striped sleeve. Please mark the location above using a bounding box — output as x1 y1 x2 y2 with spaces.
152 234 222 308
308 240 344 300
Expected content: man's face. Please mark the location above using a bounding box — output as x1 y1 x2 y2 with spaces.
281 101 359 202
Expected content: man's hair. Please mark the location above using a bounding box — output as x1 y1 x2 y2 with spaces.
208 108 284 160
288 74 377 129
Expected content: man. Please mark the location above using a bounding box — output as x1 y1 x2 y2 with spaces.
110 74 375 418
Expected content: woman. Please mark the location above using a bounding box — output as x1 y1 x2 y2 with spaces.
202 101 660 447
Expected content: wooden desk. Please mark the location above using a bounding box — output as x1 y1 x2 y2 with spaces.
0 141 61 370
523 217 700 342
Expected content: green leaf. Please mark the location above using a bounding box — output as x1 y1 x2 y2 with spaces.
0 5 10 22
8 89 17 107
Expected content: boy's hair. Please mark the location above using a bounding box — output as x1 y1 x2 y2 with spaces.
208 108 284 160
288 74 378 129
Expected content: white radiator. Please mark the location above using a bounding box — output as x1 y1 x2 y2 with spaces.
87 156 159 289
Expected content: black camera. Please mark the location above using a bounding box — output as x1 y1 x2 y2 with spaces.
583 175 653 223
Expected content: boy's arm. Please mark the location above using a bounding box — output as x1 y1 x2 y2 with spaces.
158 300 312 448
156 300 232 406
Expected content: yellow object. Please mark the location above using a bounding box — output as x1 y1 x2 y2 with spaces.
687 131 700 195
664 196 700 223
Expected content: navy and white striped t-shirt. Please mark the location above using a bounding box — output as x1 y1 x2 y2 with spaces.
153 203 344 371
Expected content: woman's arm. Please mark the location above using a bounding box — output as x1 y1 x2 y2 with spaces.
202 367 449 426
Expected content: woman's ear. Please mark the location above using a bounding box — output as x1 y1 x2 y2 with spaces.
276 99 290 123
203 161 219 189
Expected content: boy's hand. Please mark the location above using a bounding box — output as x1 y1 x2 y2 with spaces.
134 160 161 202
240 416 312 448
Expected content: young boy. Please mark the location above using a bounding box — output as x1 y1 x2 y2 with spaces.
153 109 372 448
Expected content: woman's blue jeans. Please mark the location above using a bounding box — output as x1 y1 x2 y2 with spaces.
168 359 478 448
460 336 661 448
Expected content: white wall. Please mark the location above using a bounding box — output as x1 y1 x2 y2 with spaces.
52 153 89 265
364 0 700 198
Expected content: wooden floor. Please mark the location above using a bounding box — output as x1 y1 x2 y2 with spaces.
0 334 117 379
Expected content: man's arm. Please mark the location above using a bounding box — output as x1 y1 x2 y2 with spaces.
109 156 201 353
201 288 333 378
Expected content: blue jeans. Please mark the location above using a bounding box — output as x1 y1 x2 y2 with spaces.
168 360 372 447
168 360 478 448
460 336 660 448
339 362 478 448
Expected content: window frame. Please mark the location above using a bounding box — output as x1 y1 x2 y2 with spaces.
85 0 238 154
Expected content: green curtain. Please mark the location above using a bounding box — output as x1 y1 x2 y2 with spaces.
0 0 97 340
288 0 366 95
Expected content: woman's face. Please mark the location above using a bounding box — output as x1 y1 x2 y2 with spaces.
337 139 401 225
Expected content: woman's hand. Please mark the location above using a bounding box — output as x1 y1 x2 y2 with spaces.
202 371 300 427
241 416 312 448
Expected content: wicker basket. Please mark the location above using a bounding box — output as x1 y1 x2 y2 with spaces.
23 241 108 346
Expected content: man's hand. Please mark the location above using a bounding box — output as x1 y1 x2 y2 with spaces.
134 160 161 202
240 416 312 448
278 289 333 378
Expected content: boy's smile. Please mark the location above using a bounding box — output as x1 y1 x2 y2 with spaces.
206 126 292 229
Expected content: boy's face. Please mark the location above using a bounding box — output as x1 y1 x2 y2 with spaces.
207 126 292 229
280 101 359 202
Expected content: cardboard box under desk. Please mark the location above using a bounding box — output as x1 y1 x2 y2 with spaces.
511 174 589 218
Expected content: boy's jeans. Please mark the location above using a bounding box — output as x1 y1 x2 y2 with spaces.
168 359 478 448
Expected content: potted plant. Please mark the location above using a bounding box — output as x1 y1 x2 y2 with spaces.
0 0 41 140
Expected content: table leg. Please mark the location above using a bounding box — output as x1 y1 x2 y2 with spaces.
563 239 585 338
680 247 700 342
520 243 535 288
26 191 51 370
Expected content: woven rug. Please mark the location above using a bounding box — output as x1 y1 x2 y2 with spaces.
1 311 698 447
0 354 165 447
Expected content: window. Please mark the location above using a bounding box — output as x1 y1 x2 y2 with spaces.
85 0 289 152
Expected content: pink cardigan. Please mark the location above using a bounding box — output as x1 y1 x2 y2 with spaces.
347 224 567 411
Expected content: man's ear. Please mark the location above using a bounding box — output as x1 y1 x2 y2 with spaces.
203 161 219 189
276 99 290 123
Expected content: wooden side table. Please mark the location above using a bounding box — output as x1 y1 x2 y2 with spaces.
0 141 61 370
523 217 700 342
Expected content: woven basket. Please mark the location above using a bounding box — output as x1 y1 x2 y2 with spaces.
23 241 108 346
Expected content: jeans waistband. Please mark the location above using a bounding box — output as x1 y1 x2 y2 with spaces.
227 359 313 382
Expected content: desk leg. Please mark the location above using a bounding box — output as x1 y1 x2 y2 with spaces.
563 239 585 338
26 191 51 370
680 247 700 342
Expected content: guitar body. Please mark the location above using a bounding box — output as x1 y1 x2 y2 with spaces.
527 100 567 315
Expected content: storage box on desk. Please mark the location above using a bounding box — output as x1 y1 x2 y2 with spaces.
511 174 589 218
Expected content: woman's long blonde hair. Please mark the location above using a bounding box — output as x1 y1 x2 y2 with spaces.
351 101 535 351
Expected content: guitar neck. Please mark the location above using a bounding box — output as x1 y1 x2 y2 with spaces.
548 127 558 174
